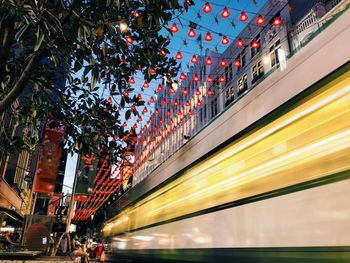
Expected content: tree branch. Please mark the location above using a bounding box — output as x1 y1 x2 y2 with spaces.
0 19 15 84
0 51 42 114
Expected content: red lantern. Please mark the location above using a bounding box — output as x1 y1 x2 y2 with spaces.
197 100 202 107
205 32 213 42
191 55 199 64
170 23 179 33
166 109 171 116
256 15 265 25
183 88 189 95
202 2 212 13
239 11 248 22
221 7 230 18
207 75 213 82
160 49 167 56
149 96 155 103
175 51 183 60
193 74 199 82
188 28 196 38
179 72 186 80
179 118 184 124
251 39 259 49
123 91 129 97
234 59 241 67
159 118 163 124
220 59 228 67
188 109 193 115
169 118 174 124
143 81 149 88
133 10 140 17
236 38 244 48
153 109 159 115
142 107 148 113
185 100 191 107
128 77 135 84
219 75 225 82
107 97 112 104
150 68 156 75
137 93 142 100
170 87 176 93
162 99 167 105
157 84 163 92
195 89 201 96
178 110 183 116
206 57 213 66
221 36 230 45
173 100 179 107
207 89 214 95
126 36 133 44
137 116 143 122
273 17 282 27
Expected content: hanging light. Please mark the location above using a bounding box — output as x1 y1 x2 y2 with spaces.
207 75 213 82
178 110 183 116
183 88 189 94
142 107 148 113
221 36 230 45
107 97 112 104
160 49 167 56
239 11 248 22
221 7 230 18
191 55 199 64
193 74 200 82
236 38 244 48
273 17 282 27
219 75 225 82
256 15 265 25
233 59 241 67
159 118 163 124
128 77 135 84
137 93 142 100
126 36 133 44
206 56 213 66
175 51 183 60
149 96 155 103
205 32 213 42
195 89 201 95
162 99 167 105
157 84 163 92
154 109 159 115
170 87 176 93
207 89 214 96
202 2 212 13
179 72 186 80
137 116 143 122
150 68 156 75
143 81 149 88
123 91 129 97
166 109 171 116
188 28 196 38
251 39 259 49
220 59 228 67
169 118 174 124
197 100 202 107
173 99 179 107
133 10 140 17
179 118 184 124
188 109 193 116
185 100 191 106
170 23 179 33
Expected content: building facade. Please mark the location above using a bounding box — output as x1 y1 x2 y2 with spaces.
132 0 348 186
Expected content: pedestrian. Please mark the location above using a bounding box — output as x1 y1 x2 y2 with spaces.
94 239 106 263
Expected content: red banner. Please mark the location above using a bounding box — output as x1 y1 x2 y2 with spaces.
33 118 64 194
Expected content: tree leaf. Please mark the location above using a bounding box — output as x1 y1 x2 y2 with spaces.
34 27 45 52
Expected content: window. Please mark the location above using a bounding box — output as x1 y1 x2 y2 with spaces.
270 39 281 68
250 34 261 58
252 60 264 84
241 51 246 67
237 74 248 95
225 85 234 107
213 77 219 88
225 63 233 82
211 97 218 118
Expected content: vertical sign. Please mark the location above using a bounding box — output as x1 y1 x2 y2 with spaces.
75 156 98 197
33 118 64 194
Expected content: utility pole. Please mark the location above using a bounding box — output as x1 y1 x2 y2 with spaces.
65 155 79 233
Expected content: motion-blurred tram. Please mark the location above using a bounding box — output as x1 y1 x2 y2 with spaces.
102 16 350 263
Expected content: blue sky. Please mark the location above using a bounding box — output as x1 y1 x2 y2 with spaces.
63 0 268 194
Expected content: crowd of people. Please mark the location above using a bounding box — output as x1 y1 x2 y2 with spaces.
0 231 21 250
